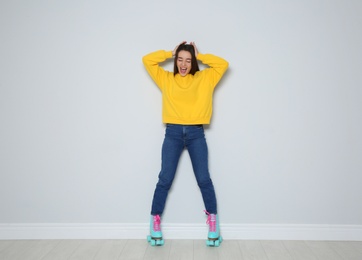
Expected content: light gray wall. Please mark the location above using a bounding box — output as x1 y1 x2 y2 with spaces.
1 0 361 225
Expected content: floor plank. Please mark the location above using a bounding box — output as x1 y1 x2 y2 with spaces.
41 240 83 260
21 240 60 260
94 240 127 260
350 241 362 254
282 240 318 260
143 239 172 260
238 240 269 260
167 239 194 260
0 240 37 260
0 240 14 253
119 239 148 260
68 240 105 260
193 239 219 260
260 240 292 260
327 241 362 260
217 240 244 260
305 241 344 260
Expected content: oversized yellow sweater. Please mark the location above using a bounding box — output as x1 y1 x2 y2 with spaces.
142 50 228 125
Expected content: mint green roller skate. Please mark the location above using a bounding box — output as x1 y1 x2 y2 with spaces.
147 215 164 246
204 211 222 247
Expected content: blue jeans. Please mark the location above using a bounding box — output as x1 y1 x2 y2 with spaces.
151 124 218 216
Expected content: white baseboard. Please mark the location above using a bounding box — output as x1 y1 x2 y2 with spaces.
1 223 362 241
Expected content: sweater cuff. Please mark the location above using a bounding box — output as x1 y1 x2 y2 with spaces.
165 51 173 58
197 53 204 60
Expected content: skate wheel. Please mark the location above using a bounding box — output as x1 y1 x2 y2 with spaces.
156 239 164 246
148 237 164 246
206 237 222 247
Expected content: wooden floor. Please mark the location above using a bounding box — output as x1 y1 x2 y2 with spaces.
0 239 362 260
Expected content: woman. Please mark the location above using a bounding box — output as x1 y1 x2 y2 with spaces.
142 41 228 246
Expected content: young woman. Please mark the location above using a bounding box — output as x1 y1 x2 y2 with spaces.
142 41 228 246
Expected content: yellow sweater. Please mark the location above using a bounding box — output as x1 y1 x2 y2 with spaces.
142 50 228 125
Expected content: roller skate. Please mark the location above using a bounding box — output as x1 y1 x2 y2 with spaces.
147 215 164 246
204 211 222 247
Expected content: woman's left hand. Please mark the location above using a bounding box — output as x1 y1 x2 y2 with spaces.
190 42 199 57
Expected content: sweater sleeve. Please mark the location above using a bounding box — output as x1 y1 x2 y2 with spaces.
197 53 229 87
142 50 173 91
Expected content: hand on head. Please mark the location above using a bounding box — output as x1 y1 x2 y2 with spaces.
190 42 199 57
172 41 187 56
172 41 199 57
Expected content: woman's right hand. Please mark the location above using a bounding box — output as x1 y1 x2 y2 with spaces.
172 41 187 56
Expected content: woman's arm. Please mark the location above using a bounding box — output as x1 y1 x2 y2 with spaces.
197 52 229 87
191 42 228 86
142 50 173 90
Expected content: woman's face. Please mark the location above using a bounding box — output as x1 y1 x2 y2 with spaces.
177 50 192 76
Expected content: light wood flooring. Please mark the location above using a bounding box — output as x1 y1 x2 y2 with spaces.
0 239 362 260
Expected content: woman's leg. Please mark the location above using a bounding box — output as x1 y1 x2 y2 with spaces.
150 125 184 216
186 126 217 214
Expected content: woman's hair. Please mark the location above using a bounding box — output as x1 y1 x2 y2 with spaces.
173 43 200 76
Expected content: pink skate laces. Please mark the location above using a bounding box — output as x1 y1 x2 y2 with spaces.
153 215 161 232
204 210 216 232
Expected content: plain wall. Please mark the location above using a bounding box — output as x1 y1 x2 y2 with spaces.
1 0 361 225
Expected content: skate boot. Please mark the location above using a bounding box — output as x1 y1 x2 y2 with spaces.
204 211 222 247
147 215 164 246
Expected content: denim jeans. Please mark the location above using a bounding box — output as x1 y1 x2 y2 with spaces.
151 124 218 216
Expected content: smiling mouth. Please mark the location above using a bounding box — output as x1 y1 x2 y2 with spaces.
180 68 187 74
